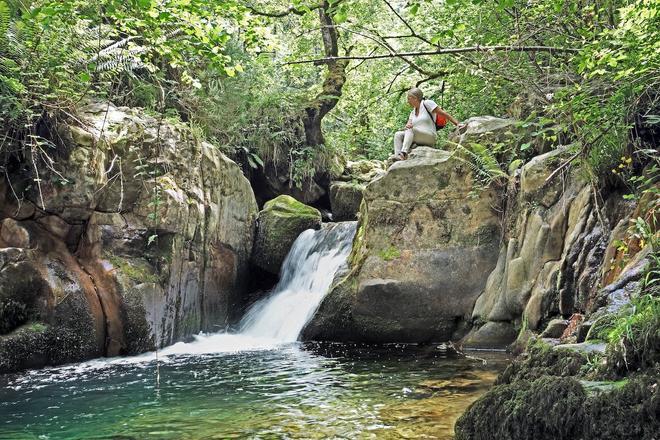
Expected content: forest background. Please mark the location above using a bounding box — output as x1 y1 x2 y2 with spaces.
0 0 658 201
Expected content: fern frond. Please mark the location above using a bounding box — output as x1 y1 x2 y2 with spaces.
451 141 508 186
0 0 11 55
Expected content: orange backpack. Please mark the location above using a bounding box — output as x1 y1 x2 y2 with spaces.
422 100 447 130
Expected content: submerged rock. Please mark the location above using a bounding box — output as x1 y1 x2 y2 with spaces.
304 147 501 342
252 195 322 275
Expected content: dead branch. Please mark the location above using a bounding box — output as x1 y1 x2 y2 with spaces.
286 45 579 65
244 3 322 17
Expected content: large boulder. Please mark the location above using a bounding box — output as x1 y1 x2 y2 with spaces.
303 147 501 342
252 195 322 275
330 160 386 221
0 102 258 372
329 181 364 221
451 116 517 147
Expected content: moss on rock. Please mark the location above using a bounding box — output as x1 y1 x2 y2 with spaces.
263 194 321 220
252 195 322 275
497 340 589 385
455 374 659 440
107 255 159 284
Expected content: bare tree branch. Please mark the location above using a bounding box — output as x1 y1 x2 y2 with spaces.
244 3 322 17
339 24 438 77
381 0 435 46
285 45 579 65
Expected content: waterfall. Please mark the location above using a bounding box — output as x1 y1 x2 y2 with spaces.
47 222 357 366
239 221 357 342
135 221 358 358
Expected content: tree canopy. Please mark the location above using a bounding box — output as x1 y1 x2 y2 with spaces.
1 0 658 187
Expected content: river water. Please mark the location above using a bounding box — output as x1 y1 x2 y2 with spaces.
0 222 509 439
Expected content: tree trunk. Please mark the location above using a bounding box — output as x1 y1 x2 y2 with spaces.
302 1 349 146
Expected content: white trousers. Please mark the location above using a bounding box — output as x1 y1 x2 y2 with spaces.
393 128 437 155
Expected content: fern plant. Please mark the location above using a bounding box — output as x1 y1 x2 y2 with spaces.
449 141 508 187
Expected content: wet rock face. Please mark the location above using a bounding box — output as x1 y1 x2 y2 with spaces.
0 102 258 372
304 147 501 342
251 195 322 275
0 226 102 372
459 132 641 349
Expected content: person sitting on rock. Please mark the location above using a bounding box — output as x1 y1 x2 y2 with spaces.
392 87 461 161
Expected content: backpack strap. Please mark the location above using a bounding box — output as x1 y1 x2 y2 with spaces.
422 100 434 122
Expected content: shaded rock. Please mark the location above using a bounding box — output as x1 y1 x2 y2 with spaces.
252 195 322 275
0 102 258 372
329 181 364 221
37 215 71 239
451 116 517 146
304 147 501 342
340 159 386 183
0 218 31 248
553 342 607 354
560 313 585 341
540 318 569 338
0 235 102 373
520 145 572 208
461 321 518 349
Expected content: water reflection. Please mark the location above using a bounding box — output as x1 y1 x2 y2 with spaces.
0 343 508 439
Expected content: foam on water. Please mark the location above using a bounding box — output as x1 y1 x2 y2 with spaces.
239 221 357 341
18 221 357 376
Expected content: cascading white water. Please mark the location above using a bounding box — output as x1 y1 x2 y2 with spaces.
134 221 358 358
239 221 357 341
62 221 357 366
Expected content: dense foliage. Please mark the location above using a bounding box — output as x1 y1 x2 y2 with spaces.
0 3 658 434
0 0 658 188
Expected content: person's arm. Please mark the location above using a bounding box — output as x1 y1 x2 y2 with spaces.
432 107 460 127
405 116 413 129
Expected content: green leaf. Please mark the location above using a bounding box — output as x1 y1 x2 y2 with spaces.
147 234 157 245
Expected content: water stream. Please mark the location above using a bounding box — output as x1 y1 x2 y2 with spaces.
0 222 509 439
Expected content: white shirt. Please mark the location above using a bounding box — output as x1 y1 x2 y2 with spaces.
409 99 438 135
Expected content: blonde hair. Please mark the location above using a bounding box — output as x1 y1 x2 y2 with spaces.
407 87 424 101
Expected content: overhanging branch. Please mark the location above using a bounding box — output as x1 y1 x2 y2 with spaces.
285 45 579 65
244 3 322 17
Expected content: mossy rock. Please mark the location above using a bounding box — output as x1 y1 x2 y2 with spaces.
497 340 588 385
252 195 322 275
455 375 659 440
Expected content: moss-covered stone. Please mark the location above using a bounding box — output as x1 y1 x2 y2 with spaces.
455 374 659 440
252 195 322 275
378 245 401 261
497 340 588 385
107 255 159 284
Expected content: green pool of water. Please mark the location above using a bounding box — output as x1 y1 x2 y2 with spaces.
0 342 508 439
